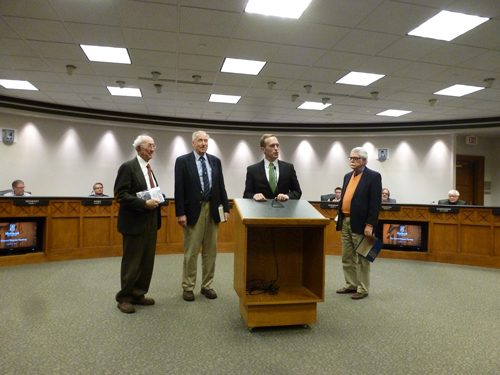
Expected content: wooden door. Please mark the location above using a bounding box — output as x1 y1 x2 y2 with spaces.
456 155 484 205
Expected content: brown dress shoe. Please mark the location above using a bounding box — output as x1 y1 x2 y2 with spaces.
201 288 217 299
132 297 155 305
183 291 195 301
351 293 368 300
336 287 357 294
117 302 136 313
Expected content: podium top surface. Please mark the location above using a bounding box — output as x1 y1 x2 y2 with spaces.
234 198 329 226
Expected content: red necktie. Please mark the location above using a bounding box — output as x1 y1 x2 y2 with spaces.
146 164 155 188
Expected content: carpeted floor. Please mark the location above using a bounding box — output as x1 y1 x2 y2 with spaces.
1 254 499 375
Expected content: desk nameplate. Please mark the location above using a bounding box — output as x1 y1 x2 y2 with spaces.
381 205 401 211
81 199 113 206
429 207 459 213
13 199 49 206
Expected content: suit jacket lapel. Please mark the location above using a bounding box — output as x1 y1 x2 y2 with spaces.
187 152 202 190
133 158 148 191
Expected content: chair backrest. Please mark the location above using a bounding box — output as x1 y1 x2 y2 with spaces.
0 189 13 196
320 194 336 201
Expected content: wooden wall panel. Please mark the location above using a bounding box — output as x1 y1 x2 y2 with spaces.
50 217 79 250
82 217 110 247
460 225 491 256
430 224 458 254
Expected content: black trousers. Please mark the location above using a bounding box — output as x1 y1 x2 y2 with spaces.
116 209 158 303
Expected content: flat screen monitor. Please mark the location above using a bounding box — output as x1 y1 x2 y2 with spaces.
376 220 428 252
0 217 44 256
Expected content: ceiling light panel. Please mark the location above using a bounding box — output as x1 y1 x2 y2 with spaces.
107 87 142 97
408 10 489 42
221 58 266 75
297 101 332 111
336 72 385 86
80 45 131 64
434 84 484 97
376 109 412 117
245 0 312 19
209 94 241 104
0 79 38 90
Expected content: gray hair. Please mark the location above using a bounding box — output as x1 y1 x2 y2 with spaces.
192 130 209 141
132 135 149 148
350 147 368 163
12 180 24 188
448 189 460 196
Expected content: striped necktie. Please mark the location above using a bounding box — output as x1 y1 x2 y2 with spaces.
200 156 210 198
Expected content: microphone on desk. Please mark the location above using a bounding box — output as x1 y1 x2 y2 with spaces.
430 201 435 205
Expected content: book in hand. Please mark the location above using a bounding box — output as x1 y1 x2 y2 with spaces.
355 235 383 263
136 186 165 203
218 204 226 222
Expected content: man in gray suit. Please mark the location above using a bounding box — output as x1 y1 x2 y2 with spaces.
114 135 162 314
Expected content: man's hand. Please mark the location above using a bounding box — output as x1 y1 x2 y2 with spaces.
276 194 289 202
145 199 160 210
364 225 373 236
224 212 230 222
253 193 267 202
177 215 187 228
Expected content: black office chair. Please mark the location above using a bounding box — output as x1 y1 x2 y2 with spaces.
320 194 336 201
0 189 13 196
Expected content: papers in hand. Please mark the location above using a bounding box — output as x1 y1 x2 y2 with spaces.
136 186 165 203
355 235 383 263
218 204 226 222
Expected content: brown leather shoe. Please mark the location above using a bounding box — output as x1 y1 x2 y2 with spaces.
117 302 136 313
132 297 155 306
201 288 217 299
351 293 368 300
183 291 195 301
336 287 357 294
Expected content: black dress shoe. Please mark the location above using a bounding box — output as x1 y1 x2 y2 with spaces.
351 293 368 300
132 297 155 305
117 302 136 313
336 287 357 294
201 289 217 299
183 291 195 301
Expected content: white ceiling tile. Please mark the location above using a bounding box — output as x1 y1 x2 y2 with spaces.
115 1 178 32
3 17 73 43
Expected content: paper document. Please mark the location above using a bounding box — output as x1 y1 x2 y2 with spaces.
136 186 165 203
218 205 226 222
355 235 383 263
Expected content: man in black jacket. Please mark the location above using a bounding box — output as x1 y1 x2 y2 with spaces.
175 131 230 302
114 135 161 313
243 134 301 202
336 147 382 300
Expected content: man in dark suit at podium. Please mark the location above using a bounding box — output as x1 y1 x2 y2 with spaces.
175 131 230 302
336 147 382 300
243 134 302 202
114 135 162 314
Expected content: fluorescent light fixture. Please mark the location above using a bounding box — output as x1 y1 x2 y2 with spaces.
336 72 385 86
408 10 489 41
434 84 484 97
297 101 332 111
209 94 241 104
107 86 142 97
376 109 412 117
245 0 312 19
80 45 131 64
0 79 38 91
221 58 266 75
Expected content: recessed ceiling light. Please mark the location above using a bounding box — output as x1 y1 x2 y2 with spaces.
221 58 266 75
80 45 131 64
0 79 38 90
336 72 385 86
245 0 312 19
297 101 332 111
209 94 241 104
376 109 412 117
434 84 484 97
408 10 489 41
107 86 142 97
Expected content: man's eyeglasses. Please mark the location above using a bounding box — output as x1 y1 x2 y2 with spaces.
349 157 362 161
143 143 157 150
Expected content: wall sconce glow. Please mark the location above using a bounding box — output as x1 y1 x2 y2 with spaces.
245 0 312 19
209 94 241 104
376 109 412 117
434 84 484 97
297 101 332 111
0 79 38 91
107 86 142 97
336 72 385 86
408 10 489 41
221 58 266 75
80 45 131 64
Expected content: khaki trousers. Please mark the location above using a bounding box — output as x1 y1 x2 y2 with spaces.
182 201 219 291
341 217 370 294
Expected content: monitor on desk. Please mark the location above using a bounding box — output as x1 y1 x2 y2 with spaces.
0 217 44 256
376 220 428 252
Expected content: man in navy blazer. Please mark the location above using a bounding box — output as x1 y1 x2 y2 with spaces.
114 135 162 313
336 147 382 300
175 131 230 302
243 134 302 201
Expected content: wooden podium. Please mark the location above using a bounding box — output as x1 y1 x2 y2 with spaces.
233 199 329 328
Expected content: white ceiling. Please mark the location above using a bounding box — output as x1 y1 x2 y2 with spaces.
1 0 500 128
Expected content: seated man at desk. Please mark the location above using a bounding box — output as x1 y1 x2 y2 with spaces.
438 189 466 205
90 182 109 197
3 180 31 197
321 187 342 202
381 188 396 203
243 134 301 202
